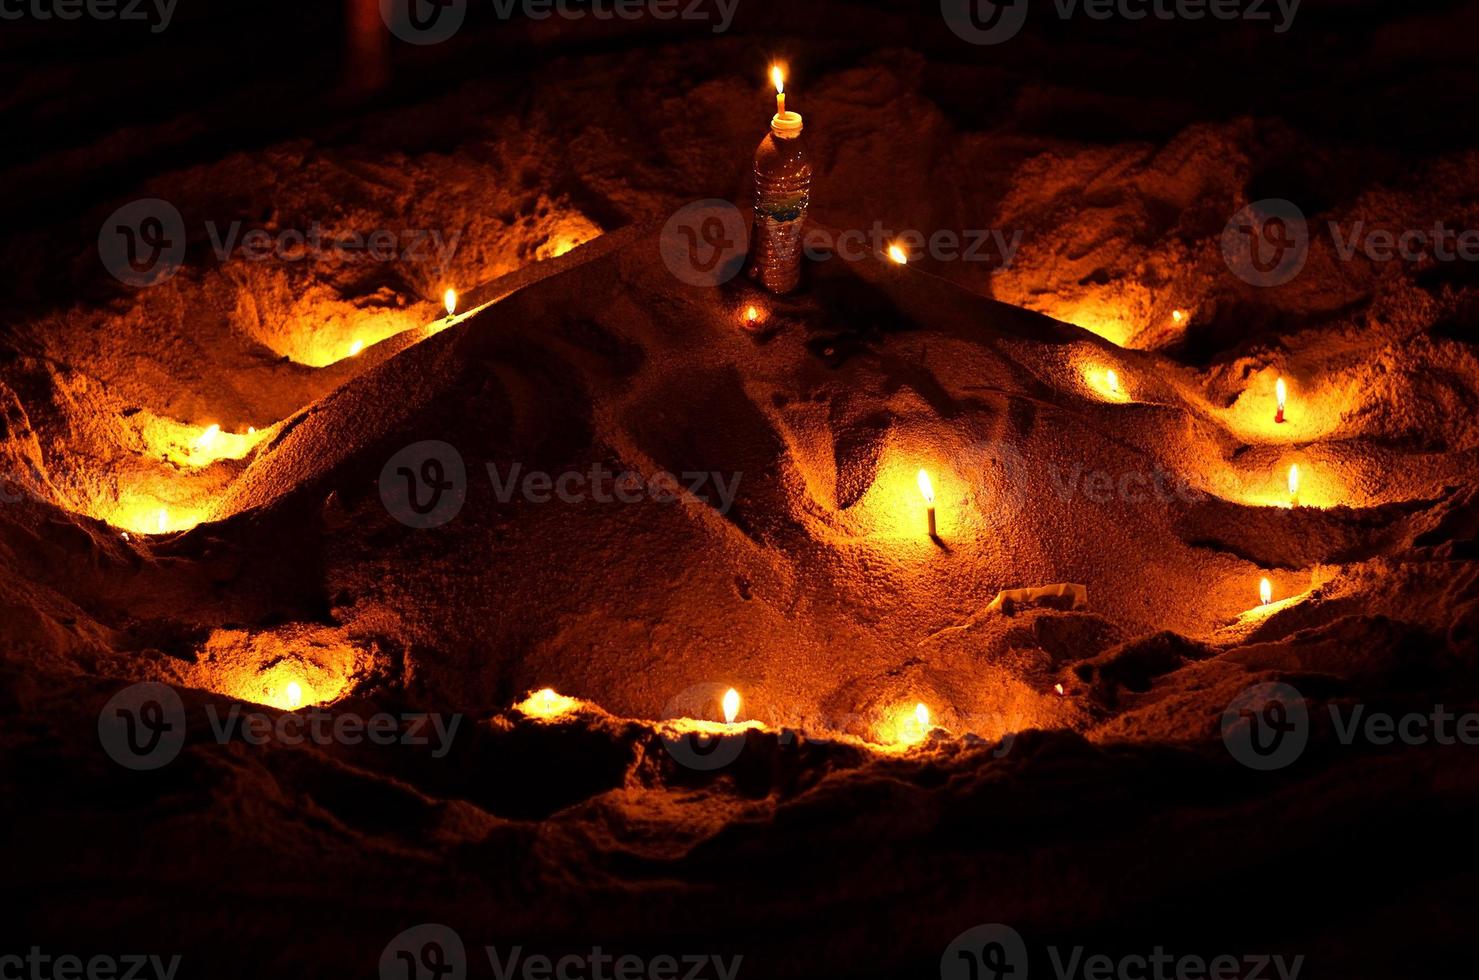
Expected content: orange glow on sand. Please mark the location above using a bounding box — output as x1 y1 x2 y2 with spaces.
881 701 936 748
1081 359 1128 402
105 496 209 535
833 450 973 545
160 628 366 710
518 687 579 719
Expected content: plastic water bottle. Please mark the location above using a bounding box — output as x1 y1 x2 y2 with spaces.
747 109 811 295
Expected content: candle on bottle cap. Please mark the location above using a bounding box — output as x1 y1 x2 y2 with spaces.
769 65 802 136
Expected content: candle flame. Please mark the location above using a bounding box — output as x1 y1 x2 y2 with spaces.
1260 577 1273 606
1106 369 1119 393
771 65 784 94
887 244 908 265
285 681 302 709
518 687 578 719
722 687 740 724
194 423 221 450
1172 309 1186 324
914 702 930 728
744 305 760 324
1288 463 1300 497
917 469 934 504
444 288 458 317
1276 377 1287 411
348 338 364 357
155 508 168 534
1054 683 1065 696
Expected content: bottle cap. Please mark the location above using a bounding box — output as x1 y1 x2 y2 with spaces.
770 111 803 138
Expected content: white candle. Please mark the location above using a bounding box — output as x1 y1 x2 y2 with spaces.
917 469 936 538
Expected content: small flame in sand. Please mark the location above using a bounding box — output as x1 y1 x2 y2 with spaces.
914 702 930 729
743 305 761 327
1276 377 1287 413
1288 463 1300 499
1054 683 1065 696
1172 309 1186 324
347 339 364 357
917 469 934 505
285 681 303 709
518 687 578 719
155 509 168 534
194 424 220 450
887 244 908 265
1106 369 1119 394
722 687 740 724
444 288 458 317
1260 577 1273 606
771 65 784 94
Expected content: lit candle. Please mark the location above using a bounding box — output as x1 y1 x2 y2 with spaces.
444 288 458 318
519 687 577 718
195 423 220 450
1106 369 1119 394
887 243 908 265
1288 463 1300 507
770 65 786 116
1275 377 1286 424
1260 577 1273 606
917 468 936 539
722 687 740 724
1054 683 1065 696
285 680 303 709
348 338 364 357
1172 309 1186 325
155 508 167 534
742 305 763 329
914 702 930 730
